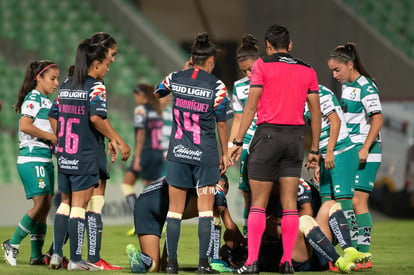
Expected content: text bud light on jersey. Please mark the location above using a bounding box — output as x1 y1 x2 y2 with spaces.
172 84 213 99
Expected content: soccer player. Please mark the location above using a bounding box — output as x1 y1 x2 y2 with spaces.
328 43 383 266
126 175 241 273
230 24 321 274
48 33 120 271
304 84 360 248
228 34 260 237
259 179 371 273
154 32 233 274
121 83 164 228
2 61 59 266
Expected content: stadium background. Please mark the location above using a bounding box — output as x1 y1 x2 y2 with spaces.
0 0 413 226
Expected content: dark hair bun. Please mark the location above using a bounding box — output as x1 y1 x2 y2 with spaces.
242 34 257 48
195 32 209 45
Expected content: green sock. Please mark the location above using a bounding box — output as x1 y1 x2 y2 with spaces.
10 214 37 246
338 199 358 248
30 222 47 259
243 208 249 237
356 212 372 252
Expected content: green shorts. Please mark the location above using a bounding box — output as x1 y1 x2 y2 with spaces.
17 161 55 199
238 148 250 192
355 142 381 193
320 146 359 199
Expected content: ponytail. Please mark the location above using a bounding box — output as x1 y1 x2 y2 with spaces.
15 60 58 113
71 32 116 90
329 42 374 82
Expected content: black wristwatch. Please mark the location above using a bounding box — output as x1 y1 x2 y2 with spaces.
233 138 243 147
309 149 320 155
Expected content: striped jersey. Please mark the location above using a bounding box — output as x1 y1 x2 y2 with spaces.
304 85 354 157
232 76 257 147
340 75 382 145
18 89 53 163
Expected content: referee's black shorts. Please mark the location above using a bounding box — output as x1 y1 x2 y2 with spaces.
247 123 304 182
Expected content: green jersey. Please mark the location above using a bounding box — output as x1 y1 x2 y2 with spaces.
232 76 257 147
304 85 354 158
17 89 53 164
340 75 382 146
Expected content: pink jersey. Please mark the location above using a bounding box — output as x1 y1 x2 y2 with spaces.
250 53 319 125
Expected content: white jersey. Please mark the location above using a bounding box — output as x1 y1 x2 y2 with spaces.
18 89 53 163
340 75 382 145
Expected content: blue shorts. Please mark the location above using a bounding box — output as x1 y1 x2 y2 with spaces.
58 173 99 193
292 250 328 272
134 185 169 237
128 151 164 181
165 161 220 188
98 150 110 180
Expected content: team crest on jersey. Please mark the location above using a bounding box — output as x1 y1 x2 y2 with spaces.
38 179 46 189
350 89 357 99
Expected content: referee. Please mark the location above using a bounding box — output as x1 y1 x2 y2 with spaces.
231 24 321 274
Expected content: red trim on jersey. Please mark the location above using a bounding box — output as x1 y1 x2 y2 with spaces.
191 68 199 79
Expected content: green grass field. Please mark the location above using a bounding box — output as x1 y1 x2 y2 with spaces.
0 219 413 274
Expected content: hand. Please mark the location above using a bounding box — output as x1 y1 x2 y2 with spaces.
305 152 319 169
219 155 231 174
324 151 335 170
48 133 58 145
107 140 119 163
117 140 131 161
133 156 142 172
183 59 193 70
359 148 369 164
229 145 242 162
313 166 320 183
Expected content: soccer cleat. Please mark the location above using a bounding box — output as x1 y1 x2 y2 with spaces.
210 259 234 272
68 259 102 271
279 261 294 274
328 261 339 272
335 256 355 274
88 258 122 270
197 265 220 274
166 259 179 274
49 253 62 269
344 247 372 264
44 252 51 265
30 254 46 265
2 239 18 266
126 244 146 273
354 260 372 270
233 261 259 274
127 227 136 236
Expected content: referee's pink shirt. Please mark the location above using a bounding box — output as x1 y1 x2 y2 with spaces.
250 53 319 125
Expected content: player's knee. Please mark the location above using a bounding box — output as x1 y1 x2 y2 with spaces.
299 215 318 236
56 203 71 216
328 202 342 217
87 195 105 214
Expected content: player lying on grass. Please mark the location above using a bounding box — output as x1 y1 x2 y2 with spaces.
126 175 244 273
231 179 371 274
